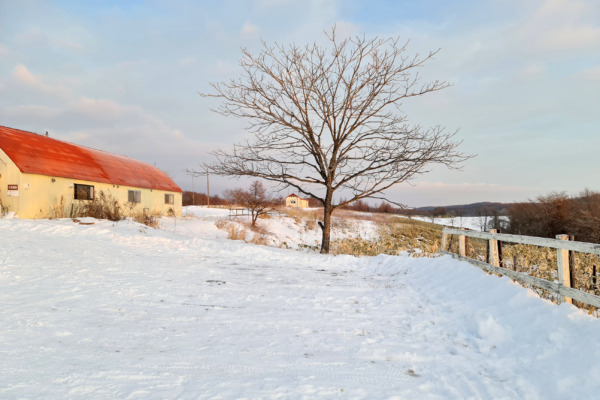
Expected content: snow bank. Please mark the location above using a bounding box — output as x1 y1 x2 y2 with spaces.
1 217 600 399
168 206 379 249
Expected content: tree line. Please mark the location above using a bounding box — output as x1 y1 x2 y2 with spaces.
505 189 600 243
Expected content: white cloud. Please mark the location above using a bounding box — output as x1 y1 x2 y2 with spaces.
206 60 238 78
0 44 8 56
16 27 50 47
12 64 71 98
241 22 260 38
179 58 195 67
1 104 62 120
15 27 86 53
576 64 600 80
259 0 296 7
514 64 547 80
331 21 359 39
516 0 600 52
54 36 86 53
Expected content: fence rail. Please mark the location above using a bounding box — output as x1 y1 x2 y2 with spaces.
441 227 600 309
442 227 600 256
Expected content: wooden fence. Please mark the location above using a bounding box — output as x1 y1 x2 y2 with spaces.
440 227 600 308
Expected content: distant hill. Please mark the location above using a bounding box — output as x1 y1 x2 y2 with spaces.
417 202 514 216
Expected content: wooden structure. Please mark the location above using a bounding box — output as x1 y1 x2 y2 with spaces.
285 193 308 208
440 227 600 308
0 126 182 218
228 208 251 218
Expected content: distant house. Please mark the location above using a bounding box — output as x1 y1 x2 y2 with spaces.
286 193 308 208
0 126 182 219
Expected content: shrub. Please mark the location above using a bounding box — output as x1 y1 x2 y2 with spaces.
48 191 125 221
506 189 600 243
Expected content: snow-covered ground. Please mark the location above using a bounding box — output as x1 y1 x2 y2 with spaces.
2 215 600 399
167 206 379 249
401 215 483 230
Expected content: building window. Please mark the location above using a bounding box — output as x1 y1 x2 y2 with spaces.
74 184 94 200
291 200 296 204
165 194 174 205
128 190 141 203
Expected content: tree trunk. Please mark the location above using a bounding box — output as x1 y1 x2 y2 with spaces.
320 191 333 254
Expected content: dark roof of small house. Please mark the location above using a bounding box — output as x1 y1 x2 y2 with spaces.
286 193 308 201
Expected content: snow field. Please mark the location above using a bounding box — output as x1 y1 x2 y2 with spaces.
1 216 600 399
174 206 379 249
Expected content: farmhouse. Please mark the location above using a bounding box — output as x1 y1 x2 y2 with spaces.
285 193 308 208
0 126 182 219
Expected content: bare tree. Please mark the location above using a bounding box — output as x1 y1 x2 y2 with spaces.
223 180 279 226
475 207 490 231
448 211 456 227
196 29 471 253
426 210 437 224
454 208 464 228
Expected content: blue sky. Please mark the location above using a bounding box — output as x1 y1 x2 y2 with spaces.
0 0 598 206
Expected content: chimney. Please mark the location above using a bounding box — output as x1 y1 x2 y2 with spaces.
45 131 49 137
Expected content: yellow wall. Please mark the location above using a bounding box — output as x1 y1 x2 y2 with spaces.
0 148 182 219
0 148 22 215
286 196 308 208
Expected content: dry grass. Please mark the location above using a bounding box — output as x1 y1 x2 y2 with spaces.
129 209 161 228
227 223 247 241
279 207 320 222
48 192 124 221
332 209 395 224
214 218 272 245
331 218 443 258
46 192 162 228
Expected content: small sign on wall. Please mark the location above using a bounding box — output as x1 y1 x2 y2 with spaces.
7 184 19 197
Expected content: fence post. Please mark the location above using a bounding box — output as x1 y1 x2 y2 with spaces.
556 234 572 304
441 229 450 252
489 229 501 267
459 227 467 257
569 235 577 307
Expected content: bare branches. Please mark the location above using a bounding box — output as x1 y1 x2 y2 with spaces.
194 28 473 252
223 180 279 226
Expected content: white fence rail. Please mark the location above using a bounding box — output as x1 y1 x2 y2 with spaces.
440 227 600 309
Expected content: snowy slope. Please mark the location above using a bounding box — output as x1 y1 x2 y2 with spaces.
161 206 379 249
2 217 600 399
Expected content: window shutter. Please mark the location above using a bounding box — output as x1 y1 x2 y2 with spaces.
90 186 94 200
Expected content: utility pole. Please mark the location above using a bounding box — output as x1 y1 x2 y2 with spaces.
187 172 195 206
206 167 210 207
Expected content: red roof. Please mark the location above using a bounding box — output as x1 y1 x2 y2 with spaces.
286 193 308 201
0 126 182 192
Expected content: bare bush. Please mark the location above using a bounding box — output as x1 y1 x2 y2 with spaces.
48 191 125 221
224 180 280 226
227 224 247 241
506 189 600 243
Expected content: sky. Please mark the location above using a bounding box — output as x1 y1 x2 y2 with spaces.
0 0 598 207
